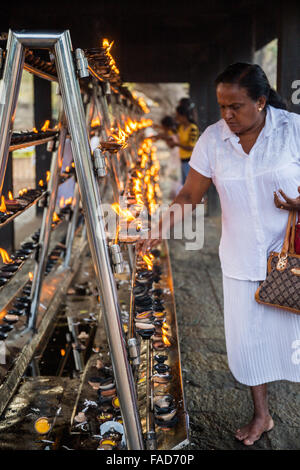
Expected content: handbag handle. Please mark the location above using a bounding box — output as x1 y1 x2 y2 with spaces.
289 210 297 254
281 210 297 256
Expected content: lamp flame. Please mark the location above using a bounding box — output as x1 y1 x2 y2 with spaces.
162 335 171 347
91 116 101 127
110 128 128 149
102 38 119 75
142 254 154 271
19 188 28 197
8 191 13 200
28 272 34 281
0 196 7 213
161 327 170 337
115 225 120 244
41 120 50 132
52 212 59 222
0 248 13 264
111 203 135 222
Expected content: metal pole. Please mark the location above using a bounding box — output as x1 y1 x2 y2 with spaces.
28 122 67 331
54 30 144 450
64 183 80 268
67 317 84 372
127 244 135 273
94 89 120 202
98 84 111 133
97 86 123 194
86 92 95 129
0 30 25 196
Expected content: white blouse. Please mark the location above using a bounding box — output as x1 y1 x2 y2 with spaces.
189 105 300 281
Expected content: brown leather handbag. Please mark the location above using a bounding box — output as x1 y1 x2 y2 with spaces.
255 210 300 314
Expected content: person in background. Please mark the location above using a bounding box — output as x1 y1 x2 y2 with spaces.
152 115 178 143
179 97 198 124
168 104 199 185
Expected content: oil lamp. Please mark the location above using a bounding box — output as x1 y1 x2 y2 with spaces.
0 331 7 341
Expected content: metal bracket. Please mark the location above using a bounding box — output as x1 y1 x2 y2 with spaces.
38 191 49 209
46 139 55 153
128 337 140 366
75 48 89 78
110 244 124 274
104 81 111 96
93 148 107 177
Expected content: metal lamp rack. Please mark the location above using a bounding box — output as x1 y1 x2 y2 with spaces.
0 30 188 450
0 29 143 450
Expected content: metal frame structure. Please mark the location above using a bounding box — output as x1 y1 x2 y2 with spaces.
0 29 143 450
29 118 67 330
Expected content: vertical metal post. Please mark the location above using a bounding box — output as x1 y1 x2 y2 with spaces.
64 183 80 268
86 92 95 128
98 84 111 133
28 123 67 331
0 30 25 196
98 86 123 194
67 317 84 372
29 358 41 377
127 244 135 274
54 31 143 450
93 89 119 202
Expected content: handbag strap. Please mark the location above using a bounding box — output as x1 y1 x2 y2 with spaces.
289 210 297 254
281 210 297 256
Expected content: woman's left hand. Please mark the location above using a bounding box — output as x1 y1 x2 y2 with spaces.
274 186 300 211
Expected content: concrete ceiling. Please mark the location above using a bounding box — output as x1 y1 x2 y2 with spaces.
1 0 279 82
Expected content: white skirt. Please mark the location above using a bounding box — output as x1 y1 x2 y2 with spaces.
223 274 300 386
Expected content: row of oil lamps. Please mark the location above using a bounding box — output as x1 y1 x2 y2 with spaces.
72 136 162 450
10 124 58 145
0 164 75 226
110 137 160 245
0 196 77 340
73 246 177 450
0 238 66 341
133 250 178 432
126 136 177 434
74 352 125 450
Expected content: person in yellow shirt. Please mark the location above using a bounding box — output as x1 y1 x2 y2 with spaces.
168 104 199 184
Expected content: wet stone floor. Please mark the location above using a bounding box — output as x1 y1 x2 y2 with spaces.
169 215 300 450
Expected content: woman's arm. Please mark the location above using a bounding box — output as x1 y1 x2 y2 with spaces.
170 142 194 152
138 168 212 254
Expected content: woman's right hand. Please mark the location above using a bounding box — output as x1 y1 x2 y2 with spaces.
274 186 300 211
136 228 163 257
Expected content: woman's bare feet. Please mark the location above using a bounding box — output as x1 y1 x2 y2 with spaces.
235 415 274 446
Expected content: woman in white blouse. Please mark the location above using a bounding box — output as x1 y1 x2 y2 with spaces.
140 63 300 446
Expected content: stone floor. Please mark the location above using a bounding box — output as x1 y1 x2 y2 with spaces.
169 217 300 450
